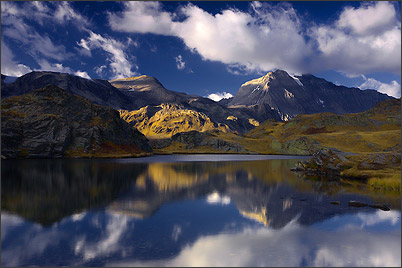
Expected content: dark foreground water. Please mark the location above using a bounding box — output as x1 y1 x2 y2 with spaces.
1 155 401 267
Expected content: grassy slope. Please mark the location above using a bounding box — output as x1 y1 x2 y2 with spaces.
156 99 401 191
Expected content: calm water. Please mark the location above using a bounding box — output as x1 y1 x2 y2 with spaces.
1 155 401 267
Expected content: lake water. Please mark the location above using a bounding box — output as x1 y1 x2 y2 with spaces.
1 155 401 267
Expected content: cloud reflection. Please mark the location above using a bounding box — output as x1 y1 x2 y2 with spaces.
107 212 401 267
206 191 231 205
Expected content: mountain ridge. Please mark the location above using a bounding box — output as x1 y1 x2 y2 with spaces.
226 69 391 121
1 70 393 138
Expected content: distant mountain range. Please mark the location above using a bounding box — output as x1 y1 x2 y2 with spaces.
226 70 391 121
1 70 392 141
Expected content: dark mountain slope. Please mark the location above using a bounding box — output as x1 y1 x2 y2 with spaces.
1 85 152 158
1 71 134 110
227 70 391 121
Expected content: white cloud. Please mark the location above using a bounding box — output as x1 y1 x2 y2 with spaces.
94 65 107 77
108 2 312 75
175 55 186 70
310 1 401 75
35 59 91 79
359 77 401 98
108 2 174 35
1 2 72 62
337 2 397 36
107 1 401 76
1 42 32 77
78 31 138 79
53 1 90 30
207 92 233 102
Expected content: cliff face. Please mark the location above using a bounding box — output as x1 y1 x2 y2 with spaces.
1 85 152 158
227 70 392 121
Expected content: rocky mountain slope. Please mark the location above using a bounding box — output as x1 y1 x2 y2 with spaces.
1 70 394 141
1 85 152 158
119 104 230 138
110 75 264 135
1 71 135 110
2 72 261 135
227 69 392 121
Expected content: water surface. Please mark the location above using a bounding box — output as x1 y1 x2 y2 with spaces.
1 155 400 267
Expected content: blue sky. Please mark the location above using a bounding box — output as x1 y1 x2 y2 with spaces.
1 1 401 99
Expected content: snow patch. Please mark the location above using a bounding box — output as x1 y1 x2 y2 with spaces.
251 85 261 93
207 92 233 102
290 75 303 87
318 99 325 107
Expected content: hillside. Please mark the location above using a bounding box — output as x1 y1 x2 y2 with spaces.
119 104 230 138
156 98 401 191
1 85 152 158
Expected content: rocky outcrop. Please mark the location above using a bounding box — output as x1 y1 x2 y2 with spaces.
119 103 230 138
171 131 246 152
227 69 392 121
291 148 350 177
1 85 152 158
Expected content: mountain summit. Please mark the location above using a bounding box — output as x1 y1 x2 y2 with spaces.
227 70 391 121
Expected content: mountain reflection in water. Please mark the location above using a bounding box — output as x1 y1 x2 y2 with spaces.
1 156 401 267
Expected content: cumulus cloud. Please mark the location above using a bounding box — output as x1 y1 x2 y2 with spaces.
108 2 174 35
359 77 401 98
337 2 397 36
108 1 312 74
175 55 186 70
78 31 138 79
107 1 401 76
310 1 401 75
207 92 233 102
1 42 32 76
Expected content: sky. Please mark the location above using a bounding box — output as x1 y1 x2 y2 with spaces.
1 1 401 99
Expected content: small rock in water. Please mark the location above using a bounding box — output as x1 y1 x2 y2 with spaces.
348 201 368 207
369 204 391 211
330 201 340 205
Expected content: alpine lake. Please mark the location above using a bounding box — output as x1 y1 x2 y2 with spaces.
1 154 401 267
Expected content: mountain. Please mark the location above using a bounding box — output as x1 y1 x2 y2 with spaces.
1 85 152 158
1 72 261 135
1 71 135 110
227 69 392 121
119 104 231 138
1 70 393 138
110 75 263 135
110 75 190 109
